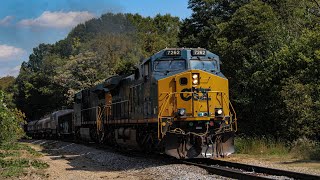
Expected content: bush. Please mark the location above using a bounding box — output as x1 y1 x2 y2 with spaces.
0 90 25 143
290 137 320 160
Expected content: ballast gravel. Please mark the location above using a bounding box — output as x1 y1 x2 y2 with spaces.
28 140 230 180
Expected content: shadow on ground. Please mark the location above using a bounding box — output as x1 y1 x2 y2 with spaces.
21 139 173 173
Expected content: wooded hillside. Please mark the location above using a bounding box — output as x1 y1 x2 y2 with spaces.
4 0 320 141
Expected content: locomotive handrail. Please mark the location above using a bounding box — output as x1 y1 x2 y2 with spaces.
158 91 237 139
219 93 237 132
159 91 228 117
81 106 99 112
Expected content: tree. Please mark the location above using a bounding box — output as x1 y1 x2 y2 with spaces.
180 0 320 139
0 76 15 91
14 48 67 120
179 0 249 48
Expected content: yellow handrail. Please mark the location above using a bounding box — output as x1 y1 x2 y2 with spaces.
157 91 238 138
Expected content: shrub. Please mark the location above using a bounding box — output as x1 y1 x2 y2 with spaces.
290 137 320 160
0 90 25 143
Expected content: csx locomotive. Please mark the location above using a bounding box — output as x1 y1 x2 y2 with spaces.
27 48 237 159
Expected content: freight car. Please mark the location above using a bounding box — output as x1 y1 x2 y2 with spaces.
27 109 73 139
28 48 237 159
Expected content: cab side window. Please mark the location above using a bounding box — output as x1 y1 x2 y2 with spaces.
143 60 151 81
144 60 150 76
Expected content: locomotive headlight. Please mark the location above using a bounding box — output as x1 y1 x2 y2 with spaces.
177 108 186 116
192 74 198 79
215 108 223 116
192 73 199 85
192 79 198 85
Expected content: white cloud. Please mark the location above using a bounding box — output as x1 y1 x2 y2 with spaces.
0 16 14 26
18 11 95 29
0 44 26 61
0 65 21 77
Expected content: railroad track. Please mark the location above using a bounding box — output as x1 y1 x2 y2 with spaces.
182 158 320 179
28 139 320 179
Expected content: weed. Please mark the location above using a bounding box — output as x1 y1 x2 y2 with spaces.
0 158 30 177
0 143 41 157
31 160 49 169
0 142 46 178
0 151 20 158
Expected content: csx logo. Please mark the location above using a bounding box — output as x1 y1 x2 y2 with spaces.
180 87 211 101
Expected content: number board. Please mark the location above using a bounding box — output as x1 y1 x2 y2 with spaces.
165 50 181 56
191 49 206 56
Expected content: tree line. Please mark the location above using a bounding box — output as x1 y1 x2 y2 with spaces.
1 0 320 142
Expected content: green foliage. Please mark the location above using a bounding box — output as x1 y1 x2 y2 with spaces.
235 136 289 156
30 160 49 169
181 0 320 140
0 76 15 91
290 137 320 160
0 143 41 157
0 143 48 178
0 90 25 143
179 0 249 48
14 47 67 119
0 158 29 177
13 13 181 120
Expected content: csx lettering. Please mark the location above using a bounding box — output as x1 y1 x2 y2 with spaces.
180 87 211 101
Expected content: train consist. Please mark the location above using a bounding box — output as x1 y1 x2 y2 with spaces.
27 48 237 159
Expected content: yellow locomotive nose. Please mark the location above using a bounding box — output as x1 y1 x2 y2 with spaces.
157 68 237 158
158 69 232 120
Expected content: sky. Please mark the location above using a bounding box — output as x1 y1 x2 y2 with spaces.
0 0 192 77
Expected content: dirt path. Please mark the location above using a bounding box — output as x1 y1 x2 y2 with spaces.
26 140 152 180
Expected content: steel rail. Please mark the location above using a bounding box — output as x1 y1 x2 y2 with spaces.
182 160 273 179
184 159 320 180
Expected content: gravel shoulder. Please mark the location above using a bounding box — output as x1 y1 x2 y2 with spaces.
24 140 227 180
22 140 320 179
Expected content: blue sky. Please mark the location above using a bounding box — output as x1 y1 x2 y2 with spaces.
0 0 192 77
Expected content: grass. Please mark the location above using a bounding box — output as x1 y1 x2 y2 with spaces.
235 136 289 156
0 143 41 157
30 160 49 169
0 142 49 178
235 136 320 161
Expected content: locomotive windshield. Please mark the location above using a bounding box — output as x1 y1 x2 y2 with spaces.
154 60 186 71
190 59 218 71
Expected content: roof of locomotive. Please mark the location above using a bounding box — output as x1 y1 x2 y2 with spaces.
51 109 73 118
141 47 220 64
37 117 51 124
27 120 39 126
74 48 223 96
